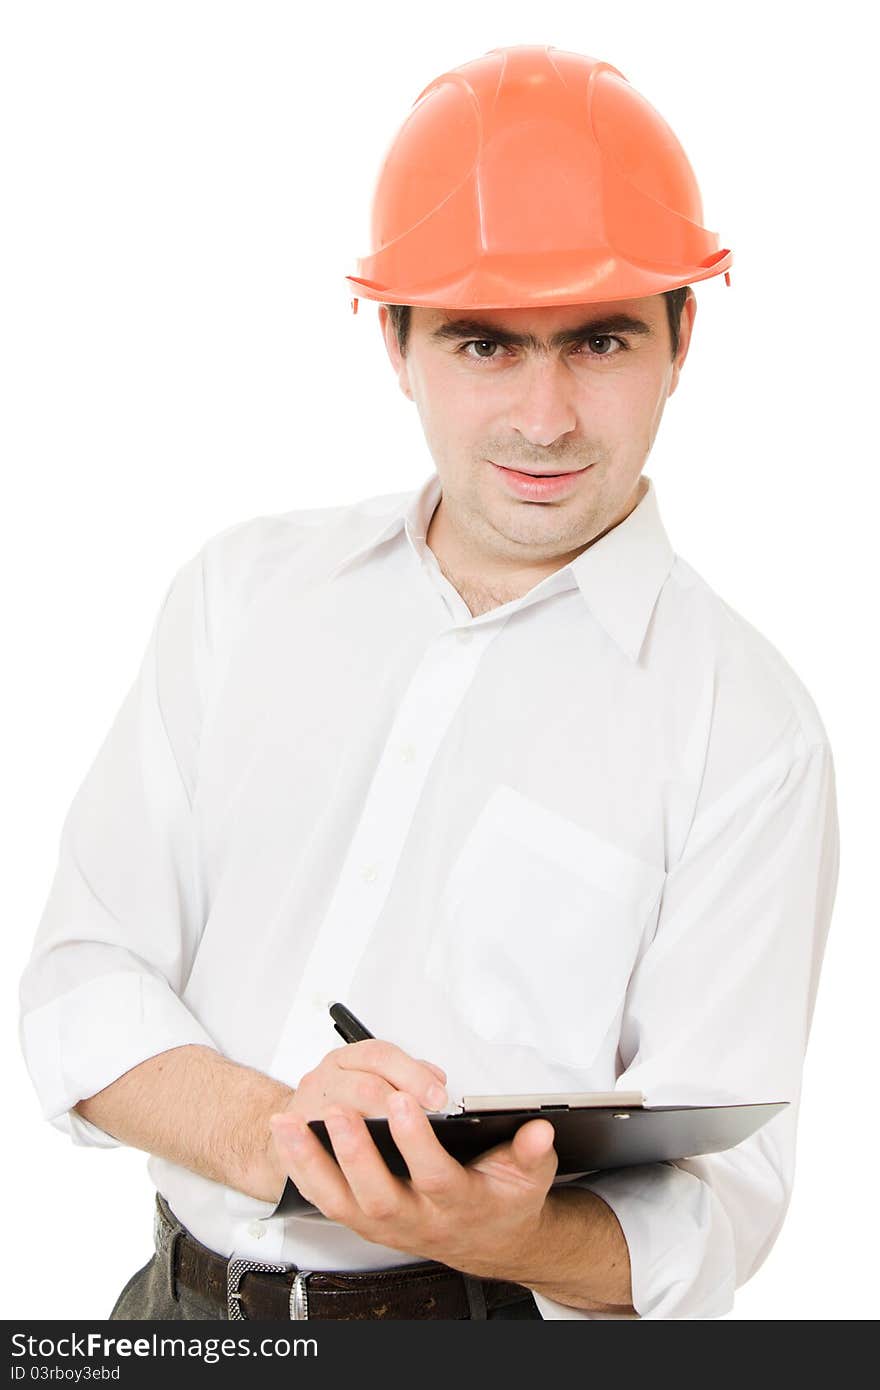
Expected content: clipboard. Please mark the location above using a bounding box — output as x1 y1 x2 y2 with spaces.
270 1092 788 1217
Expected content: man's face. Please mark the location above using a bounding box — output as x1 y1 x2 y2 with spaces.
379 294 696 576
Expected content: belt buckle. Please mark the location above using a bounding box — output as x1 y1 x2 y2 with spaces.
289 1269 313 1320
226 1258 314 1320
226 1257 290 1320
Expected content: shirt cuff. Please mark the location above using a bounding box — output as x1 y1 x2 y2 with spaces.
531 1164 737 1320
52 1108 124 1149
20 970 219 1149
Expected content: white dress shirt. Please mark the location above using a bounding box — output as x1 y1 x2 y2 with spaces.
19 470 840 1319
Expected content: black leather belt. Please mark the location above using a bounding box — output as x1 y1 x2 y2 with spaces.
155 1194 536 1320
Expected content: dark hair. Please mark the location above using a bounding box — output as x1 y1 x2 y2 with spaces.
384 287 692 359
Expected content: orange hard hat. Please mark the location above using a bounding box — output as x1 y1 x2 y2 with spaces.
346 44 732 313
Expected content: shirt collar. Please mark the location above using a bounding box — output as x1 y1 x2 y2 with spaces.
568 476 676 662
332 470 675 663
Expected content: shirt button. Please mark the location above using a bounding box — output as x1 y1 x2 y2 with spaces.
456 629 473 645
248 1221 266 1240
362 863 379 883
400 743 417 763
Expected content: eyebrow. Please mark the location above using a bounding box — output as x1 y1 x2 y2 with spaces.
428 313 655 350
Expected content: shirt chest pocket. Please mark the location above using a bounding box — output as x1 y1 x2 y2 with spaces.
425 785 666 1069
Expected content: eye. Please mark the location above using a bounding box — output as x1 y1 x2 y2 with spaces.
585 335 623 357
461 340 502 360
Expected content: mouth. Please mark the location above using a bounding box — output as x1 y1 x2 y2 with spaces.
495 465 584 477
489 460 591 500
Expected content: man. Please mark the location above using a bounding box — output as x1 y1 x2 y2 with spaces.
19 45 839 1321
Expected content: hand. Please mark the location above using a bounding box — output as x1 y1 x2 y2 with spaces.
281 1038 449 1122
269 1092 559 1285
259 1039 448 1200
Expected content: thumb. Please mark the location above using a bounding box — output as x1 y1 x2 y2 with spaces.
511 1118 557 1172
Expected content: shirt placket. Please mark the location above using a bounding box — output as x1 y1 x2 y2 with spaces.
267 618 509 1088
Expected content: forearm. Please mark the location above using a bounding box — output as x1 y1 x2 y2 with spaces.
74 1044 294 1202
523 1187 636 1314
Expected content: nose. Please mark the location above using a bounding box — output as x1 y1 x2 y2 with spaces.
506 357 578 448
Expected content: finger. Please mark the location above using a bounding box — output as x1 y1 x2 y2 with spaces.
511 1119 558 1172
386 1091 463 1205
322 1107 410 1222
468 1120 558 1189
419 1059 448 1085
270 1114 355 1222
336 1039 448 1112
311 1068 398 1119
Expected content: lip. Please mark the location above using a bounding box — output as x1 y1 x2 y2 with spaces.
490 460 589 500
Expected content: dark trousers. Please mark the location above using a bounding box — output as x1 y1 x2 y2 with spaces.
109 1198 542 1320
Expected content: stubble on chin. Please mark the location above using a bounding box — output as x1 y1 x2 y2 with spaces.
460 488 606 567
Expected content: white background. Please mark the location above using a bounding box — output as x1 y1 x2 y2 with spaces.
2 1 875 1321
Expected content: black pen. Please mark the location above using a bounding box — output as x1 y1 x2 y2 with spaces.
329 1001 375 1044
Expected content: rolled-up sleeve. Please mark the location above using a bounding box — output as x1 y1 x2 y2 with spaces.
19 549 220 1146
532 733 840 1320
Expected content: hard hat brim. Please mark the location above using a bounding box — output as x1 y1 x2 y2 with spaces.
346 247 732 311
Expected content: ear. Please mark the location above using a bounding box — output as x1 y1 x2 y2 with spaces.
668 291 697 398
378 305 413 401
